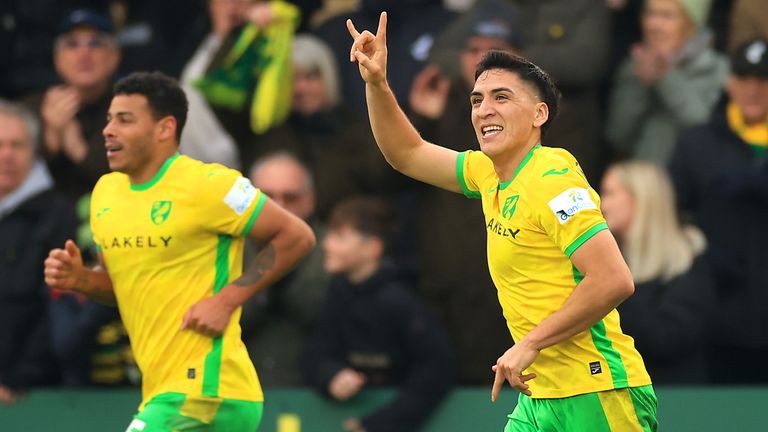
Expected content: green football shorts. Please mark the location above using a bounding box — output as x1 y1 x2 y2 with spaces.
124 392 263 432
505 385 657 432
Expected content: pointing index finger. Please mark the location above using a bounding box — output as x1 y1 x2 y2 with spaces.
491 367 504 402
347 19 362 62
346 19 360 40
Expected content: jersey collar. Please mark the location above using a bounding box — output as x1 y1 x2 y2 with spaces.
498 144 540 191
130 152 181 191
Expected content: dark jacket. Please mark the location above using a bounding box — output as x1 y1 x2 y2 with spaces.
0 177 77 389
302 266 455 432
670 97 768 348
618 254 716 384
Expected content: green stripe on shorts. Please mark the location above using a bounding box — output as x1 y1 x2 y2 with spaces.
128 392 263 431
629 385 658 432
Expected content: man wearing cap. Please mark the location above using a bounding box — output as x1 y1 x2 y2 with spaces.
406 14 524 385
24 9 121 204
670 38 768 384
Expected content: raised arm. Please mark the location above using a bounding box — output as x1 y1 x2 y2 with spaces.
181 197 316 336
347 12 461 193
44 240 116 306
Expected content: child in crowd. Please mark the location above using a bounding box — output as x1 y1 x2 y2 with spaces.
302 196 455 432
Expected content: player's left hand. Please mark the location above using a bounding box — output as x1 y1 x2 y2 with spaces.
181 295 237 337
491 341 540 401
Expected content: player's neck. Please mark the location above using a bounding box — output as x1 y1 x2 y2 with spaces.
493 135 540 183
129 147 178 186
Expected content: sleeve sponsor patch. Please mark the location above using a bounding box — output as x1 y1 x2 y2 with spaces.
223 177 257 215
547 188 597 224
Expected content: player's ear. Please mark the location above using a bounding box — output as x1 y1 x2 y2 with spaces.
157 116 177 142
533 102 549 129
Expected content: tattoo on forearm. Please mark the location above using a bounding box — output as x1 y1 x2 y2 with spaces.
234 244 276 287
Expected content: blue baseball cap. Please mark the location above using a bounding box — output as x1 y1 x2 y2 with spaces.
58 9 114 35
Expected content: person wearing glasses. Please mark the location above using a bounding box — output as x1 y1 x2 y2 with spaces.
24 9 121 204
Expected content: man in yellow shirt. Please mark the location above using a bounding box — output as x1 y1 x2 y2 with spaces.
44 71 315 431
347 13 656 431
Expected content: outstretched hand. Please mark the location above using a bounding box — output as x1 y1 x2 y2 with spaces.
346 11 388 85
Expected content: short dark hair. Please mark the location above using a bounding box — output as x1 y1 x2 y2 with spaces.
328 196 398 252
475 50 560 138
113 71 188 141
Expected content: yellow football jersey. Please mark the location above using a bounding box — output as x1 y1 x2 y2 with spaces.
457 145 651 398
91 153 265 408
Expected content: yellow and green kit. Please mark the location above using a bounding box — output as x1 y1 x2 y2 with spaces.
91 153 266 430
457 145 656 430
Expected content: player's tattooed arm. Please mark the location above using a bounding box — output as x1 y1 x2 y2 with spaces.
233 244 276 287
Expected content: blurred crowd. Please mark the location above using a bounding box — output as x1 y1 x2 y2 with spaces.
2 0 768 430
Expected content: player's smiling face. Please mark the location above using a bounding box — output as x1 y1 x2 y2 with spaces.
470 69 546 159
103 94 164 177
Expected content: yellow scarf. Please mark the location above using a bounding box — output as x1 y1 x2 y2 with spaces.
727 101 768 157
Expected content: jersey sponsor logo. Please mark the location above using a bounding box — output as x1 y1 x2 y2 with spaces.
502 195 519 220
589 361 602 375
98 235 173 250
542 168 569 177
548 188 596 224
224 177 257 215
150 201 173 225
487 217 520 239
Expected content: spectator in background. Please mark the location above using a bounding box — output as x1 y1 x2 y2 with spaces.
0 1 107 99
240 152 330 386
601 161 715 384
178 0 255 169
606 0 728 165
302 197 455 432
406 14 521 384
313 0 456 116
429 0 613 184
728 0 768 54
23 9 120 204
0 101 77 402
670 38 768 384
256 34 399 220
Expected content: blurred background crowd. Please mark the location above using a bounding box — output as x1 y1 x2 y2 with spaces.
2 0 767 430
